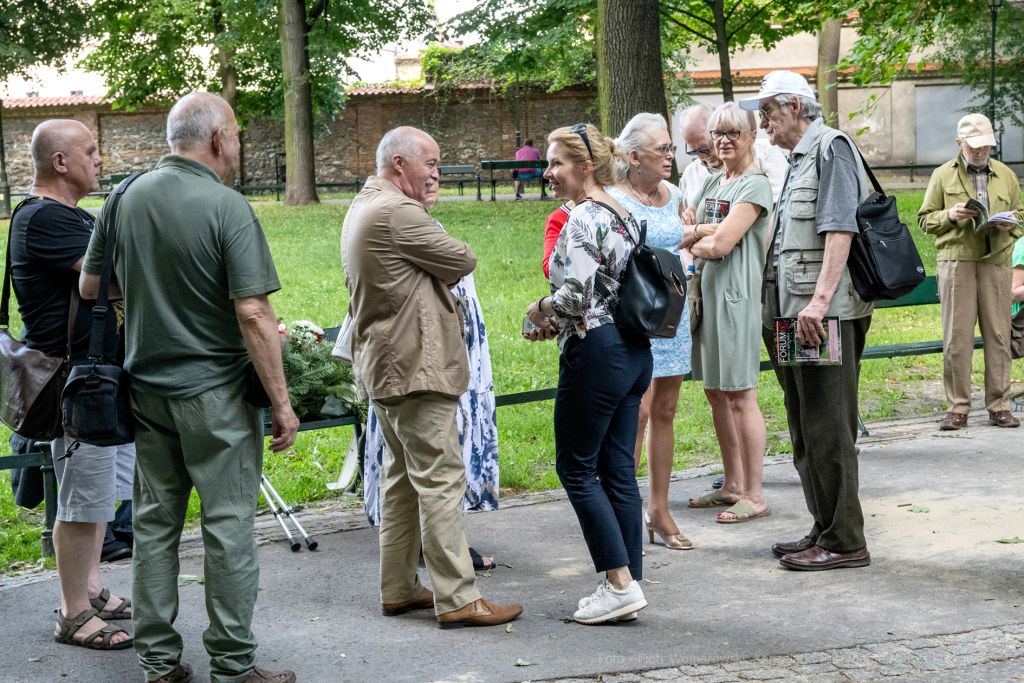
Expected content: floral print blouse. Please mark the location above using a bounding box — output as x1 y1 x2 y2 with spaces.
547 201 640 348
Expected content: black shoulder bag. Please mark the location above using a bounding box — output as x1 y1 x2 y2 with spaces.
61 173 145 447
818 142 925 302
590 200 688 339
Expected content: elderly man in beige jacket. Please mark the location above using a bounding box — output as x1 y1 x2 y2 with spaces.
341 126 521 629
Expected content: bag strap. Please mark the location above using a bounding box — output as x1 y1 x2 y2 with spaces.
66 287 81 362
88 173 145 362
1 197 42 329
815 131 884 198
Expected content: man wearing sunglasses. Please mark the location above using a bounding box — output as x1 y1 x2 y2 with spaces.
737 70 874 572
677 103 787 213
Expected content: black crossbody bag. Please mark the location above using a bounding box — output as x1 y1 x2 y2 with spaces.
61 173 145 447
589 200 688 339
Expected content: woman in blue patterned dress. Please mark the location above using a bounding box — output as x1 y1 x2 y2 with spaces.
364 267 500 567
606 113 694 551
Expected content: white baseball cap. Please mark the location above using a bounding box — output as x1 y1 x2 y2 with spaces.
957 113 997 147
738 71 816 111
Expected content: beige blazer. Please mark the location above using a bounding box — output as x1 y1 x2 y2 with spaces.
341 176 477 400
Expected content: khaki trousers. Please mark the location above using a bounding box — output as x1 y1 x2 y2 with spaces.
372 391 480 615
937 260 1013 414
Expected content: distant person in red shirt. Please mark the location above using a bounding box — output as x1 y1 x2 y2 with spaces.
543 201 573 279
513 139 542 200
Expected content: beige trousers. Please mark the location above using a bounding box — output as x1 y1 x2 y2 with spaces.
372 391 481 615
937 260 1014 414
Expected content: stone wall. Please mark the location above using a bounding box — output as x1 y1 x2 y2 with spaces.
0 85 598 193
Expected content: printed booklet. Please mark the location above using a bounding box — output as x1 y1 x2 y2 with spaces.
775 316 842 366
965 198 1020 232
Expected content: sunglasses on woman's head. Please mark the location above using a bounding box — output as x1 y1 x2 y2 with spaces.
570 123 594 160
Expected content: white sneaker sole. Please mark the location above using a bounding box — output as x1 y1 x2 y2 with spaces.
575 599 648 625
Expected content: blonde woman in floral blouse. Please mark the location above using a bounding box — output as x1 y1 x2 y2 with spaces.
524 123 653 625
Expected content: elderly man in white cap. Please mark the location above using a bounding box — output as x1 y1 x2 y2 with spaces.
738 70 875 571
918 114 1024 431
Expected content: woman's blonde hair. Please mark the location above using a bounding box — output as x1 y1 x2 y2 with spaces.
707 102 757 163
548 123 625 187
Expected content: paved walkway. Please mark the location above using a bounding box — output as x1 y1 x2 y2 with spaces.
1 410 1022 683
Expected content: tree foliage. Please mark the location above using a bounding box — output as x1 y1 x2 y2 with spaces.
0 0 87 80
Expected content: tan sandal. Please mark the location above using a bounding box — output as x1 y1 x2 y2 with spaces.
688 490 730 508
716 502 771 524
54 607 133 650
90 587 132 620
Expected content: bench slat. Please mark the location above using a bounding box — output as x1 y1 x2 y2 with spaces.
481 160 548 171
439 165 476 174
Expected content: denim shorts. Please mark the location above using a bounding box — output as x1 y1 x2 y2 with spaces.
50 436 135 523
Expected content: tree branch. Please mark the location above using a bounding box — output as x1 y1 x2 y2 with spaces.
661 2 716 28
661 10 716 44
726 2 773 41
307 0 328 28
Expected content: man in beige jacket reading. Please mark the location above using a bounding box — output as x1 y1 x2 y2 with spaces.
341 126 521 629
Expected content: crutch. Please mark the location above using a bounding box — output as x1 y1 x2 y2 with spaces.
260 481 300 552
261 474 318 550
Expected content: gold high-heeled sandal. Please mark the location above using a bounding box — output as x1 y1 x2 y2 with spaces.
645 513 693 550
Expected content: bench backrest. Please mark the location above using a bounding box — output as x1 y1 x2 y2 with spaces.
481 160 548 172
439 165 477 175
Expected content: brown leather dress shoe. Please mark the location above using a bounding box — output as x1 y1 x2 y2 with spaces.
382 586 434 616
940 412 967 431
780 545 870 571
149 664 193 683
436 598 523 630
242 667 296 683
771 536 816 559
989 410 1020 428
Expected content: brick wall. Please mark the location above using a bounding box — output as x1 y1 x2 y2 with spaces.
0 85 598 193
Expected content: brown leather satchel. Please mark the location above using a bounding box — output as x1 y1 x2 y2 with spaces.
0 199 79 440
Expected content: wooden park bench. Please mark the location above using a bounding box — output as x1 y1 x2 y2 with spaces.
439 165 481 198
480 160 548 201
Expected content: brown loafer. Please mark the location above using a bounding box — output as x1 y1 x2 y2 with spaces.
771 535 816 559
436 598 523 630
940 412 967 431
242 667 296 683
382 586 434 616
149 664 193 683
780 545 870 571
989 410 1020 428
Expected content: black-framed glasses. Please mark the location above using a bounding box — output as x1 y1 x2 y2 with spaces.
684 145 712 157
570 123 593 160
710 129 746 141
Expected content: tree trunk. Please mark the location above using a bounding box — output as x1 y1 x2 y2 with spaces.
279 0 319 205
817 17 842 128
711 0 734 102
596 0 670 138
214 2 238 187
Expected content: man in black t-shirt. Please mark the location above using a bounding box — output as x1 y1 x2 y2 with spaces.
10 120 133 650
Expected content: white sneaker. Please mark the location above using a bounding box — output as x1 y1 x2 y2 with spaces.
577 581 640 622
573 580 647 624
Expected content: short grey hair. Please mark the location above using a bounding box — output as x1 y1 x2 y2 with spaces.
679 103 714 133
166 92 232 152
375 127 435 175
775 91 822 121
615 112 669 181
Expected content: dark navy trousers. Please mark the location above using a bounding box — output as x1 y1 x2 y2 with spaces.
554 324 653 581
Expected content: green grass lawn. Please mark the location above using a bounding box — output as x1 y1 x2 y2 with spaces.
1 189 1021 570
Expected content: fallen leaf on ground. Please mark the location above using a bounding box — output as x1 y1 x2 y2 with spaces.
506 624 513 633
908 506 930 513
897 503 912 507
341 654 346 658
533 613 545 616
476 572 491 578
500 563 514 569
177 575 201 586
27 658 40 662
643 579 662 584
996 537 1024 544
562 616 574 623
515 658 533 666
311 617 319 621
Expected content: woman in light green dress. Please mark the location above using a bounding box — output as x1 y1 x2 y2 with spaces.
679 102 773 524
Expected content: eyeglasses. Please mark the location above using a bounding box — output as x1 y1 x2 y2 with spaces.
653 144 677 157
570 123 593 160
710 130 748 141
684 145 712 158
759 104 779 121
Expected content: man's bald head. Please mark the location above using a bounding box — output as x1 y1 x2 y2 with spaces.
31 120 95 178
166 92 235 153
376 126 441 208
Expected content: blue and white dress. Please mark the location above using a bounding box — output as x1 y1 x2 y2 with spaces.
363 270 500 525
606 182 692 378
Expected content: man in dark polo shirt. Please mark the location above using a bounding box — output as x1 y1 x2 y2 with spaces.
11 120 134 650
81 93 299 683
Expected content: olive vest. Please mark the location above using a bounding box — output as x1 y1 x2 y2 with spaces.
764 119 875 321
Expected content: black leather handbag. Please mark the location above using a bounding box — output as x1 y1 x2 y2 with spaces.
590 200 688 339
61 173 144 447
818 145 926 302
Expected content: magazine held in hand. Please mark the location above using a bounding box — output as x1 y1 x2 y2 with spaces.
775 316 842 366
964 198 1020 232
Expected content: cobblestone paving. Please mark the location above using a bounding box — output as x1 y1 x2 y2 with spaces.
527 624 1024 683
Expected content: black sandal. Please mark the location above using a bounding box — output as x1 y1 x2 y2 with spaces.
54 607 133 650
469 547 496 571
90 587 132 620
